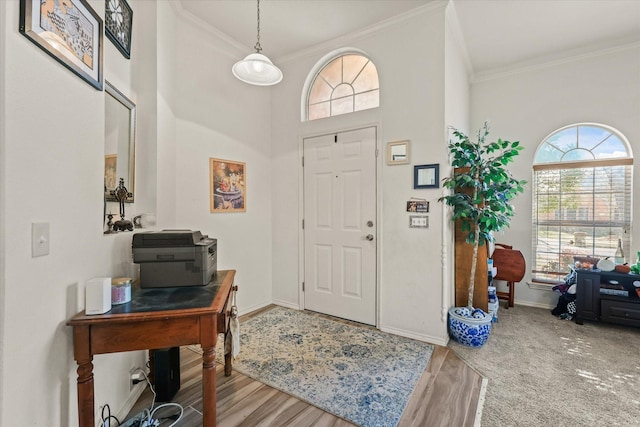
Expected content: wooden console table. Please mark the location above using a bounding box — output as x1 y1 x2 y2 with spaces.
67 269 237 427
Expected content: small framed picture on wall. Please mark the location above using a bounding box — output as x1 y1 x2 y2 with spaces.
414 164 439 189
105 0 133 59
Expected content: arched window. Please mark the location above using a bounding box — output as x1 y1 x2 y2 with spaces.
531 123 633 282
306 53 379 121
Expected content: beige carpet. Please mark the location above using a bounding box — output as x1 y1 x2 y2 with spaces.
449 304 640 426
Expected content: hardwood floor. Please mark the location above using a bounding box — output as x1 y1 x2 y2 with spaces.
125 307 483 427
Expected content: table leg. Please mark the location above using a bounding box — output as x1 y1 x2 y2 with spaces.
72 325 95 427
509 281 515 308
202 346 216 427
76 357 95 427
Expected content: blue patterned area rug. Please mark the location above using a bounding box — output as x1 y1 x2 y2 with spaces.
229 306 434 427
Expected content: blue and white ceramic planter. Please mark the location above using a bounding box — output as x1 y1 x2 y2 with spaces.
448 306 492 347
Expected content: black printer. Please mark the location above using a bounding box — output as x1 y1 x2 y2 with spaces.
132 230 217 288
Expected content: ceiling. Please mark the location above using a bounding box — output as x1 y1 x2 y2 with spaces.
178 0 640 75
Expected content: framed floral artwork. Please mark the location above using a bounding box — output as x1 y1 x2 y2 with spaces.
210 158 246 212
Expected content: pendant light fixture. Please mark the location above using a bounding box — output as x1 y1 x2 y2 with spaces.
232 0 283 86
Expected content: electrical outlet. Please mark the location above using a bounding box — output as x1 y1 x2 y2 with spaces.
129 368 136 391
129 367 143 391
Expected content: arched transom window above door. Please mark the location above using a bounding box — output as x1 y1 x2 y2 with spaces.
307 54 379 121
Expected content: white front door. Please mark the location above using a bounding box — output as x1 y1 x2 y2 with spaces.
303 127 377 325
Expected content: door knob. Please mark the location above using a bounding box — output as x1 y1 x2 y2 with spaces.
366 234 374 241
367 221 374 227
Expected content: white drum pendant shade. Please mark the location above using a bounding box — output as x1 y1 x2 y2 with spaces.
232 53 283 86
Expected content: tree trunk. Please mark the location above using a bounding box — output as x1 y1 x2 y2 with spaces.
468 226 480 310
467 167 481 310
453 168 488 312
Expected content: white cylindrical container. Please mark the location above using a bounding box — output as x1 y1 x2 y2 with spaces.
111 277 132 305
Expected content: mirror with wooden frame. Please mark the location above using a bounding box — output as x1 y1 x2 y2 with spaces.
386 140 410 165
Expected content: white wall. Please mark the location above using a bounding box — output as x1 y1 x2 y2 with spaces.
156 1 178 229
0 0 157 424
470 45 640 308
444 3 471 134
168 7 274 314
0 0 465 424
0 1 273 423
3 1 636 424
443 1 472 313
0 1 7 420
133 2 159 220
271 4 453 345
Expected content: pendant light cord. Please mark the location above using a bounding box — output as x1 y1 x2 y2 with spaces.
254 0 262 53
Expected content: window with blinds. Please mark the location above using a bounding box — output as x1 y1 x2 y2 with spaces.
532 124 633 282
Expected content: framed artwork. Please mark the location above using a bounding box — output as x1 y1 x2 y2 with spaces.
406 200 429 213
105 0 133 59
19 0 103 90
210 158 246 213
414 164 439 189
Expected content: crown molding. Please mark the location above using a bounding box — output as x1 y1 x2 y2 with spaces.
171 1 637 86
169 1 246 59
277 1 449 65
172 1 449 65
472 39 640 84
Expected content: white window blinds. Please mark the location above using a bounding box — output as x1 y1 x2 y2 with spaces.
531 124 633 282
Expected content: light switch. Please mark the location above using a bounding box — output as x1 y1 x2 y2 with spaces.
32 222 50 257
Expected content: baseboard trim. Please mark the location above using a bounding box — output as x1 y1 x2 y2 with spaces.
115 381 146 424
527 281 556 291
514 300 555 310
267 303 449 346
237 301 273 317
379 324 448 347
271 299 301 311
474 377 489 427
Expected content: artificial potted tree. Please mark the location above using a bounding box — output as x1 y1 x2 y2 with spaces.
440 123 526 347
